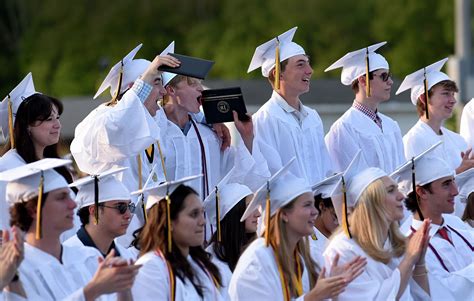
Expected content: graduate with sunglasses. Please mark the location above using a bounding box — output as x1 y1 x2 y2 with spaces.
324 42 405 174
64 167 137 260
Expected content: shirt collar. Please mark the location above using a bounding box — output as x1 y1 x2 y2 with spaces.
77 226 121 257
272 91 308 118
411 217 443 237
352 101 379 121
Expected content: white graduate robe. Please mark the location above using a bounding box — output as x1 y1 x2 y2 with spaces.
0 149 25 231
70 90 165 247
403 120 468 216
132 250 223 300
401 215 474 301
18 242 111 301
460 98 474 148
309 227 328 273
323 232 430 301
64 233 137 261
252 91 332 184
325 106 405 173
155 108 270 196
228 238 311 301
206 243 232 301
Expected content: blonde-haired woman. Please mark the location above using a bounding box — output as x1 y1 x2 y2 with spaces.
229 160 366 301
324 163 431 300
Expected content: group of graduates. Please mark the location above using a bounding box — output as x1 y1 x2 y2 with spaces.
0 26 473 300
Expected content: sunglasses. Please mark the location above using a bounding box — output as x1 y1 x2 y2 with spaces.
100 202 136 214
372 72 392 82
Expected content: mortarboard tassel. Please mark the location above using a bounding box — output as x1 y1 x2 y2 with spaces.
137 154 143 190
35 171 44 240
423 68 430 119
7 95 15 149
274 37 281 90
264 181 271 246
93 175 99 225
111 61 124 104
341 176 352 238
411 158 425 220
166 192 172 253
311 232 317 240
365 48 371 97
141 193 148 224
215 186 221 242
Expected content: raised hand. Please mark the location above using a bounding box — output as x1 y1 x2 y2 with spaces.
0 226 24 290
456 148 474 173
306 267 348 301
212 123 231 150
406 219 431 265
330 253 367 282
141 54 181 85
233 111 254 152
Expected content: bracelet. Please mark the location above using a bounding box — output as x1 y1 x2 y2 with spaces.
412 271 427 277
414 263 426 268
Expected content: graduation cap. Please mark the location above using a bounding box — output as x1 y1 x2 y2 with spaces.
0 158 71 239
241 157 312 246
158 53 214 80
131 174 203 252
247 27 306 90
94 43 150 100
325 42 388 97
395 58 450 119
390 141 450 220
0 73 37 148
330 150 382 238
203 168 253 242
69 167 130 224
201 87 249 124
160 41 178 87
311 172 343 198
455 167 474 204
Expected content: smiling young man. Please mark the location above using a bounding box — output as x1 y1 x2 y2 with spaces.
396 155 474 301
324 42 405 173
397 58 472 217
64 168 136 260
249 27 333 184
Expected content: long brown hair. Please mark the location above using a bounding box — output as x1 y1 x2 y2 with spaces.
264 201 318 297
137 184 221 297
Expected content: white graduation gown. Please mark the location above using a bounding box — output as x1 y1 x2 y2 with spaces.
252 91 332 184
0 149 25 231
325 106 405 173
228 238 311 301
155 108 270 196
323 232 430 301
64 233 137 261
132 250 223 300
460 98 474 148
206 243 232 301
18 243 110 301
309 227 328 273
402 216 474 301
403 120 468 216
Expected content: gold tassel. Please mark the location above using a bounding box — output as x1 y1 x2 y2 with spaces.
166 193 172 253
216 186 221 242
112 61 124 104
365 48 371 97
264 181 271 246
137 154 142 190
7 95 15 149
423 68 429 119
274 37 281 90
341 177 352 238
35 171 44 240
157 141 167 181
311 233 317 240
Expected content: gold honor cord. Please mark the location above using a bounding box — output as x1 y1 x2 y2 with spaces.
411 158 424 220
93 175 100 225
311 231 317 240
35 171 45 239
365 48 371 97
156 140 168 181
166 193 172 253
274 37 281 90
423 68 430 119
292 251 303 297
215 186 221 242
341 176 352 238
264 181 271 246
7 95 15 148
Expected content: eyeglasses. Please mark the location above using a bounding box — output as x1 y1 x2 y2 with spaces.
372 72 392 82
100 202 136 214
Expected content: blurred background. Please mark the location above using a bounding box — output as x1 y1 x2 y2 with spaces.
1 0 473 140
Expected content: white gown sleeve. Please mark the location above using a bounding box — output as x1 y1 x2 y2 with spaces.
132 253 169 300
325 121 361 172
